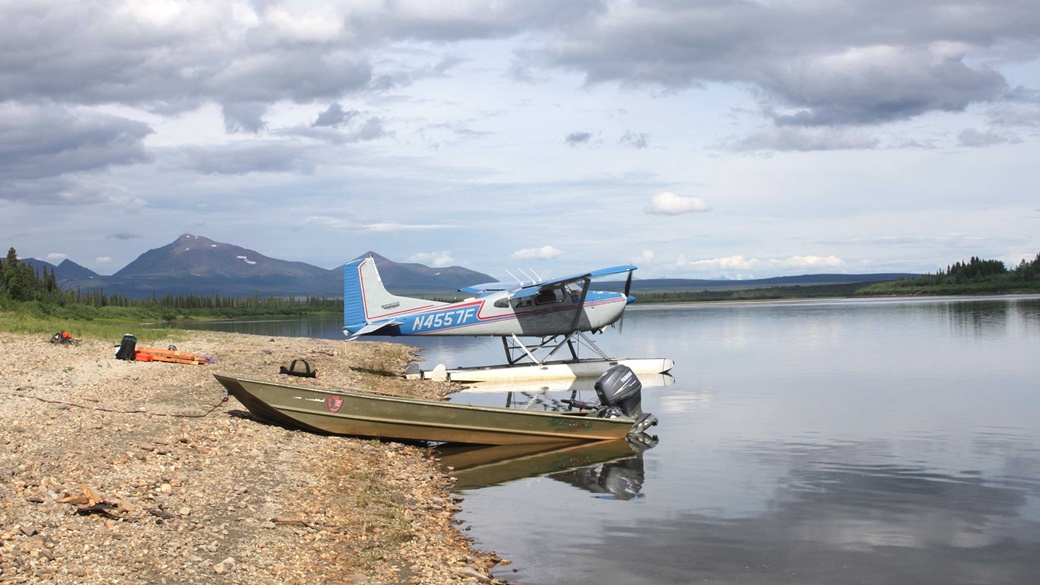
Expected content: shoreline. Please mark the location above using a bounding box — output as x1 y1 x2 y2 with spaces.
628 291 1040 308
1 330 500 584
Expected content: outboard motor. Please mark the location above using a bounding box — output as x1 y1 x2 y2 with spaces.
595 364 645 418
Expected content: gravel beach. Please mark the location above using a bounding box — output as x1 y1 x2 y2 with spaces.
1 330 501 584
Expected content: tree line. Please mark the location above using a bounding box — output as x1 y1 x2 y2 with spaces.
858 251 1040 295
904 252 1039 286
1 248 64 304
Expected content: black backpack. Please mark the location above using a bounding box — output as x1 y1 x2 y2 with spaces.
115 334 137 361
279 359 316 378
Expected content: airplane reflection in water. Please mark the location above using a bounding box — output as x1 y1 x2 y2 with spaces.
450 370 673 418
435 435 655 499
453 371 675 395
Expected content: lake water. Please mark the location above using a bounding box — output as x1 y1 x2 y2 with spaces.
170 296 1040 584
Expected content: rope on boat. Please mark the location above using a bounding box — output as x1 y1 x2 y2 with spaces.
5 389 230 418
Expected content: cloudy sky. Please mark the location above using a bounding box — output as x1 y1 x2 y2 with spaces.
2 0 1038 280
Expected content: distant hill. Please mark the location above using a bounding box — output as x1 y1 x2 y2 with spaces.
22 257 56 275
57 259 102 281
349 251 495 294
24 257 102 283
593 273 920 292
25 234 494 298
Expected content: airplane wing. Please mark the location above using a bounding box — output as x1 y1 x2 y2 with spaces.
586 265 638 279
475 265 637 300
459 266 635 296
458 282 511 294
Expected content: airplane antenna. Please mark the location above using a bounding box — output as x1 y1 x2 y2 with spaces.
505 269 523 285
517 268 535 284
530 268 543 282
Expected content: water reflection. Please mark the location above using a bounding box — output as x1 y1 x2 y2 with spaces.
478 437 1040 585
577 467 1040 585
451 371 675 415
456 372 675 395
437 437 654 498
931 298 1011 339
550 445 650 501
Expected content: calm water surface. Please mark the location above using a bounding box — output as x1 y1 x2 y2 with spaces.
173 296 1040 584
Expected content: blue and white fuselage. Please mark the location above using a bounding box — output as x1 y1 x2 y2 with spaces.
343 257 635 340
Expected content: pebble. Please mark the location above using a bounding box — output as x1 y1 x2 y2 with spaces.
453 565 491 583
0 330 494 585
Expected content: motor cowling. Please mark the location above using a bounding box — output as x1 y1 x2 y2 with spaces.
595 364 644 418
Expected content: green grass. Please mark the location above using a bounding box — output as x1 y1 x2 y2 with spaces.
1 302 196 343
0 299 341 343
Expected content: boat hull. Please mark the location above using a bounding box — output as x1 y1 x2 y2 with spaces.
214 374 641 445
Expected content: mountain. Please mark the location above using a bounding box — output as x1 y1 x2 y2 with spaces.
350 251 494 293
95 234 343 297
57 259 102 281
116 234 326 279
23 257 55 274
29 234 495 298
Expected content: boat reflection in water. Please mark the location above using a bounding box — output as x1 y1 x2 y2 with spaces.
434 370 667 496
435 434 656 498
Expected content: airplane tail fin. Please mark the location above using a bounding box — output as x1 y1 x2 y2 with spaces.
343 257 445 338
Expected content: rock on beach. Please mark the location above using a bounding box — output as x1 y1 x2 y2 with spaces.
0 330 501 584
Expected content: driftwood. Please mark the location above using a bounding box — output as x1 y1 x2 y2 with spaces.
58 485 136 520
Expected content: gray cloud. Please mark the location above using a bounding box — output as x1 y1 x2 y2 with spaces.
565 131 592 146
988 102 1040 128
0 1 593 132
1 3 372 130
732 126 881 152
958 127 1020 147
367 1 603 41
314 104 358 129
620 131 649 149
5 1 1034 140
528 1 1035 128
0 104 152 203
222 102 269 134
763 53 1007 126
285 108 390 144
107 233 142 241
179 143 316 175
0 105 152 179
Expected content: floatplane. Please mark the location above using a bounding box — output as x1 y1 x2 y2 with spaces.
342 256 674 383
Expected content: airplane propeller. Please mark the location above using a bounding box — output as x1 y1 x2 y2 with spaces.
620 269 634 333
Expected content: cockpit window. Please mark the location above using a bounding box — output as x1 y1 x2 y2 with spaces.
535 288 564 305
